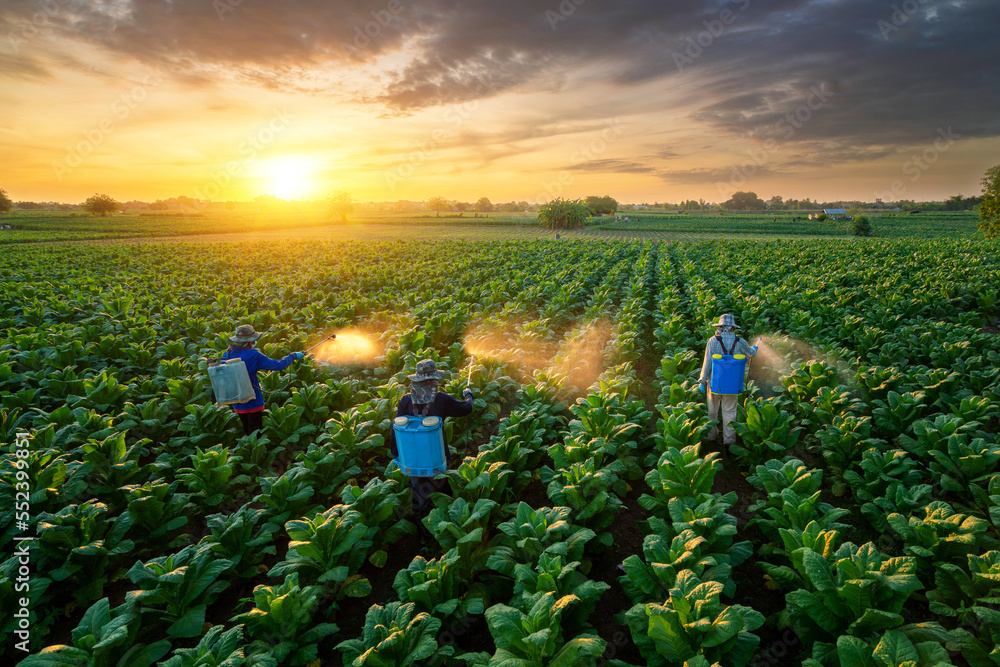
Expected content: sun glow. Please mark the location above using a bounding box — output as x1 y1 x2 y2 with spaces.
259 156 317 200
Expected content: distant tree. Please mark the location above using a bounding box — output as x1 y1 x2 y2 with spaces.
537 198 592 229
723 191 766 211
327 189 355 222
499 202 522 213
980 164 1000 239
0 188 12 215
584 195 618 215
851 215 873 237
454 201 470 213
253 194 280 211
427 196 449 217
83 193 121 217
816 213 828 222
768 195 786 210
474 197 494 213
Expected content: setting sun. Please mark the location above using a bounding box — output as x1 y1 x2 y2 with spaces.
258 156 317 200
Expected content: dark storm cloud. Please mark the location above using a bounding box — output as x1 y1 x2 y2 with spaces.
4 0 997 159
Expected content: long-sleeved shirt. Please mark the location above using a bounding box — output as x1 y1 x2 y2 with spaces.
222 346 297 413
699 332 757 385
388 392 474 468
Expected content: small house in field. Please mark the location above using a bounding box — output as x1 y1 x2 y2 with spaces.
823 208 847 220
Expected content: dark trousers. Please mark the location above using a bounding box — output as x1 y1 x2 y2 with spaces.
238 411 264 436
411 475 448 538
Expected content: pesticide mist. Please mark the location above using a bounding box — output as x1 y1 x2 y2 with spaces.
463 319 613 392
750 334 854 388
311 329 381 365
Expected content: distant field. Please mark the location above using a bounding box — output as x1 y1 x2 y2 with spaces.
0 211 541 244
594 210 984 238
0 209 985 244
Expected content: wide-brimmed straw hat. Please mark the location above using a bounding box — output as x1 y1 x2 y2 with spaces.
408 359 447 382
230 324 264 343
712 313 740 329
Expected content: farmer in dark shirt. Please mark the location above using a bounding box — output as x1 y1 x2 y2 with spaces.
223 324 306 435
388 359 474 539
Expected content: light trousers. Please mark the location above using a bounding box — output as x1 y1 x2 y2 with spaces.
707 391 739 445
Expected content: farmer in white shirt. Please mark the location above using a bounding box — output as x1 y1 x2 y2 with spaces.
697 313 758 446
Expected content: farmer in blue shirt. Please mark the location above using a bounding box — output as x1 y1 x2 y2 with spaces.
698 314 759 446
388 359 474 542
223 324 306 435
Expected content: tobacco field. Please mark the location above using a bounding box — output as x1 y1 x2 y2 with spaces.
2 236 1000 666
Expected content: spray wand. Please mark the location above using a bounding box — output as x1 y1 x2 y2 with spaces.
747 337 763 385
461 361 475 460
303 333 337 355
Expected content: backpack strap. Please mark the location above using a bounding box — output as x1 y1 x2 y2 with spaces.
714 335 728 356
411 402 432 418
714 335 741 356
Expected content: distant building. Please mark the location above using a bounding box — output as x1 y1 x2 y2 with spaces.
823 208 848 219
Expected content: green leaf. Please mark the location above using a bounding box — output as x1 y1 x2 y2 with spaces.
787 589 839 629
369 550 388 568
836 635 877 667
340 576 372 598
549 635 607 667
167 604 206 638
802 549 835 592
115 640 173 667
849 608 904 638
701 606 743 648
872 630 918 666
646 611 694 663
17 647 92 665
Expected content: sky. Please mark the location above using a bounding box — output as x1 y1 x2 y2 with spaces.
2 0 998 205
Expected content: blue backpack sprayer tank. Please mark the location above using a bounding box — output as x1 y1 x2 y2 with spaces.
710 353 749 395
709 338 759 395
393 415 448 476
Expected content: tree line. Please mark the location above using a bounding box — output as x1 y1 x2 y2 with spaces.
1 163 998 237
